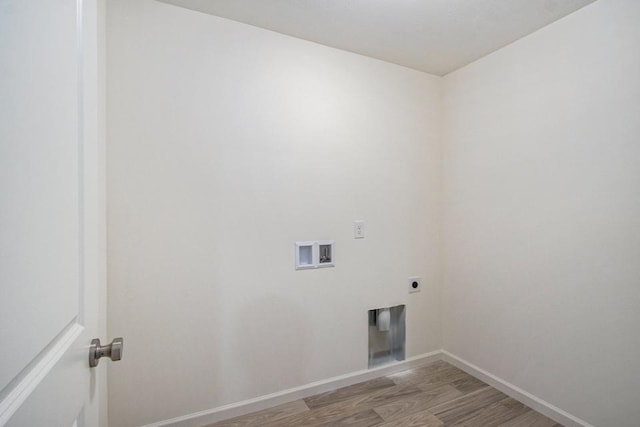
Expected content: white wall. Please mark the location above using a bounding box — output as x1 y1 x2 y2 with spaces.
443 0 640 426
107 1 442 426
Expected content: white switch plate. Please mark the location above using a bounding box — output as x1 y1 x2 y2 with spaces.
408 277 422 293
354 220 365 239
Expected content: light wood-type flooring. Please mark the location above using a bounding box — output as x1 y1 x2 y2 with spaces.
205 360 562 427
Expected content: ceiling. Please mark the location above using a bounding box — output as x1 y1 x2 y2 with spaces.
159 0 597 76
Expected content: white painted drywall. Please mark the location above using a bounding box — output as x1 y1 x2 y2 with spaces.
106 1 442 425
442 0 640 426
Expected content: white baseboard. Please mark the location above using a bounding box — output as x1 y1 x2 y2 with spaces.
141 350 442 427
440 350 593 427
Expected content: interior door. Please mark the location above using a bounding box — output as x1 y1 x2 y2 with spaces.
0 1 106 426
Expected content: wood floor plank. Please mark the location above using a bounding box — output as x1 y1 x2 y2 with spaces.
376 409 444 427
449 374 488 394
373 385 463 421
318 409 383 427
205 400 309 427
429 386 508 425
450 397 530 427
497 409 562 427
415 366 482 393
346 383 425 409
265 384 422 427
304 377 396 409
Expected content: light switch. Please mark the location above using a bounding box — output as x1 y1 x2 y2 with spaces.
354 220 365 239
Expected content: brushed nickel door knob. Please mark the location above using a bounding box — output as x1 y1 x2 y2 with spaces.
89 337 124 368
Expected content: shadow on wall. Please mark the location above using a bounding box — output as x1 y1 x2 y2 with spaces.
231 294 310 398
